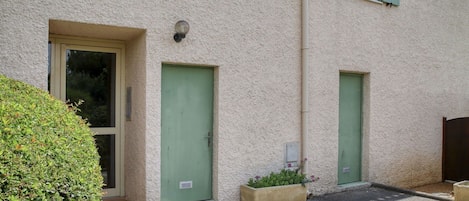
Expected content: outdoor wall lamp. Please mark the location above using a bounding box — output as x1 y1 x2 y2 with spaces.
173 20 190 42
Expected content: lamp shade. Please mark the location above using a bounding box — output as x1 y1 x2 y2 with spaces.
175 20 190 35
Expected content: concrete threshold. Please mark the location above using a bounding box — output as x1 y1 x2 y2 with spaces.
338 181 372 191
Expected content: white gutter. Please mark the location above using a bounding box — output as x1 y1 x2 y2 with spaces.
301 0 309 173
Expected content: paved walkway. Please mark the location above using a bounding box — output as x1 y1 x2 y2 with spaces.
411 182 453 200
309 187 440 201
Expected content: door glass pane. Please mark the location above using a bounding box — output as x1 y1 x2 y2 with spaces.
95 135 116 189
65 49 116 127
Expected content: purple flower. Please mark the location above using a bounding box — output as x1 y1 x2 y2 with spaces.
310 175 320 182
255 176 260 180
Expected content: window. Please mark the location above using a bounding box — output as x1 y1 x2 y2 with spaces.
48 36 125 197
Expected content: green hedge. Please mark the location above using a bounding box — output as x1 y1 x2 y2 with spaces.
0 75 103 200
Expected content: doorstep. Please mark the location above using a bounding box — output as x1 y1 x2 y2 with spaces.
103 197 126 201
338 182 371 191
102 197 214 201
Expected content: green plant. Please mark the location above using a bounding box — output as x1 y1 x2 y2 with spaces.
0 75 103 200
247 159 319 188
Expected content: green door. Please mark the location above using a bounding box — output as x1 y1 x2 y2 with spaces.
338 73 363 185
161 64 214 201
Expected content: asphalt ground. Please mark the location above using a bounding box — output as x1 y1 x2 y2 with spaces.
309 187 441 201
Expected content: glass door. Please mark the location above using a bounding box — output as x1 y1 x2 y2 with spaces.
49 38 124 197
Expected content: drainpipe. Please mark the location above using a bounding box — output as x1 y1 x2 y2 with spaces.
300 0 310 174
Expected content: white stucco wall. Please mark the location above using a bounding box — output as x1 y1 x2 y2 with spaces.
307 0 469 194
150 2 302 200
1 0 468 200
1 1 301 200
125 33 147 200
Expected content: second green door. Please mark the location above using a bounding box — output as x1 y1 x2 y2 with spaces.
338 73 363 185
161 64 214 201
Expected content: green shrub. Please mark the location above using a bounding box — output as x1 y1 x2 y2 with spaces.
0 75 103 200
246 159 320 188
247 169 312 188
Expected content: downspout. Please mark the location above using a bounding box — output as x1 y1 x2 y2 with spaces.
301 0 310 173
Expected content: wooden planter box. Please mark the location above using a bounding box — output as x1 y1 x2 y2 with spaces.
454 181 469 201
240 184 307 201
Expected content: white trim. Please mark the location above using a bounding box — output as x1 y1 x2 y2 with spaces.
50 34 125 48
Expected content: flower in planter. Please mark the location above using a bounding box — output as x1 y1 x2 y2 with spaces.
247 158 319 188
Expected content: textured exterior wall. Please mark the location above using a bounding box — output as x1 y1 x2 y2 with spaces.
0 1 301 200
125 33 147 201
308 0 469 194
0 1 49 89
150 2 302 200
1 0 468 200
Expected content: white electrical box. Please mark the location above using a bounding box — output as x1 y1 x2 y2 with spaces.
285 142 299 168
